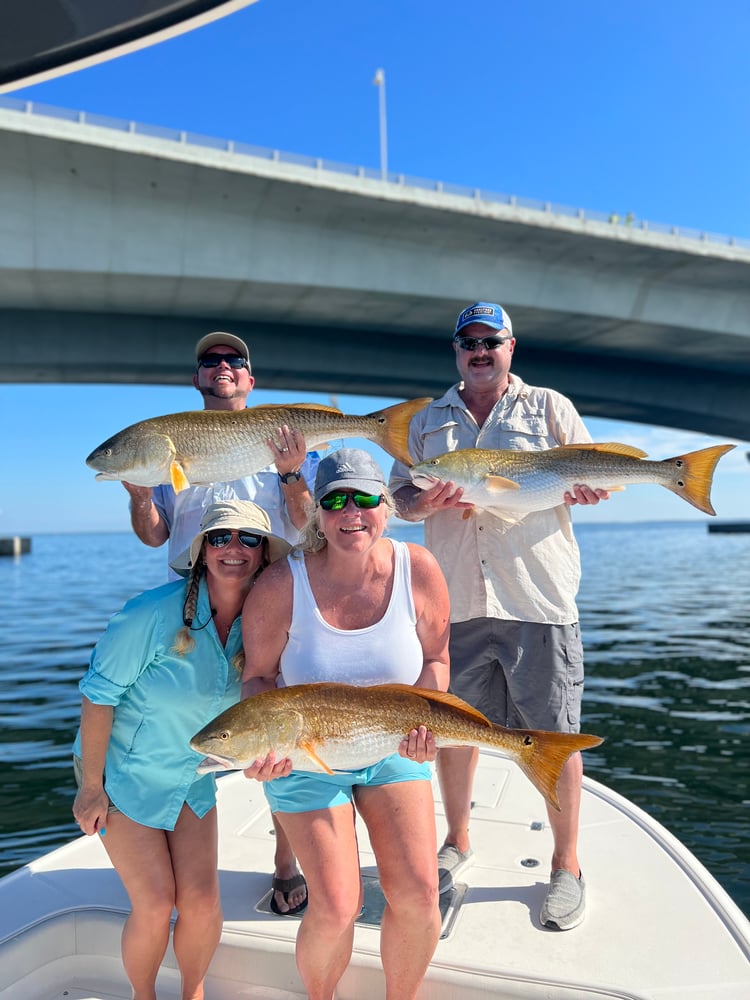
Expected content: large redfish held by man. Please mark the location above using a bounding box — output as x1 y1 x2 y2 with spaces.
409 442 735 518
86 398 431 492
190 683 604 811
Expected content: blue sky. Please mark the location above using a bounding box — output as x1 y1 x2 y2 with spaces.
2 0 748 533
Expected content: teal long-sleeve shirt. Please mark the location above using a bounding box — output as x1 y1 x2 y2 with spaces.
73 577 242 829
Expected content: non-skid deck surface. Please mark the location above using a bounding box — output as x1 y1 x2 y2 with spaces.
2 753 749 999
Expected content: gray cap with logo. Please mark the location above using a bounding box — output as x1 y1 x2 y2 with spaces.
313 448 386 502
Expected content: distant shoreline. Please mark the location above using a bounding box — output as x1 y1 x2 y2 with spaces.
8 519 744 538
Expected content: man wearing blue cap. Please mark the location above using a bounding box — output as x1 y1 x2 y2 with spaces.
390 301 608 931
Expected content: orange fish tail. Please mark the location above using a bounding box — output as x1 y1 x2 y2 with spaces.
663 444 735 515
370 398 432 466
516 731 604 811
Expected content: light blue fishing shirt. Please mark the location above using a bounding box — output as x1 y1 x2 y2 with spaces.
72 578 242 829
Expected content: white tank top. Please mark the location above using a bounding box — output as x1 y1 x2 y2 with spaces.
279 540 423 687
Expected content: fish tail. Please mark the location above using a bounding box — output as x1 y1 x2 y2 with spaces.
513 730 604 811
662 444 735 515
369 398 432 466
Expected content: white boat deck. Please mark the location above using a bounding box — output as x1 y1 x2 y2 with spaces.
1 751 749 999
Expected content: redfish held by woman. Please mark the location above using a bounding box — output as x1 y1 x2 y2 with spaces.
190 682 604 811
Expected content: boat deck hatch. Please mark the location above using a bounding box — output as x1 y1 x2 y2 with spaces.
255 870 467 939
356 872 466 939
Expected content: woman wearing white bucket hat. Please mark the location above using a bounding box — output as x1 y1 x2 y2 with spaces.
72 500 290 1000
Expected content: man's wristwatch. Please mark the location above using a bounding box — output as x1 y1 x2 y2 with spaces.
278 470 302 485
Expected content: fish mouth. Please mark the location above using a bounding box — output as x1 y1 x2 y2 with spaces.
410 472 440 490
193 751 238 774
93 471 119 480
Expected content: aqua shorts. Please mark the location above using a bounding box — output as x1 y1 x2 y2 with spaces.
263 752 431 814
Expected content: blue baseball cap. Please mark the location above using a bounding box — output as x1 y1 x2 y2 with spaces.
454 302 513 338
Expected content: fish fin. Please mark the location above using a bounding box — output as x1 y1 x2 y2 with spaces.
252 402 344 415
515 730 604 811
372 684 496 728
170 461 190 493
370 398 433 466
299 740 335 775
661 443 735 515
484 474 521 492
556 442 649 459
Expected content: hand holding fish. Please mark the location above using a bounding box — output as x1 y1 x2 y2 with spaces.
398 478 475 521
399 725 436 763
243 750 293 783
268 424 307 478
121 481 153 503
563 484 610 507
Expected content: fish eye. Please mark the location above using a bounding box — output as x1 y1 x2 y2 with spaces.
219 730 230 741
103 448 112 457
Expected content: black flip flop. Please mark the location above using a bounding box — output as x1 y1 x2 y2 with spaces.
270 873 308 916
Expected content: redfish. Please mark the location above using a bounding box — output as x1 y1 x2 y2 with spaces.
190 682 604 811
86 398 431 491
409 442 735 518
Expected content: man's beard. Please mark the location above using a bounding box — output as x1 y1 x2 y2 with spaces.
199 384 244 400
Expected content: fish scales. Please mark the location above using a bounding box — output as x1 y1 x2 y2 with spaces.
190 682 604 810
409 442 735 517
86 399 431 490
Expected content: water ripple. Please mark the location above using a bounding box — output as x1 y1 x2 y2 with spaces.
1 523 749 919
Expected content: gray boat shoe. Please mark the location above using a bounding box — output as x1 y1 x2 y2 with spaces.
437 842 474 894
540 869 586 930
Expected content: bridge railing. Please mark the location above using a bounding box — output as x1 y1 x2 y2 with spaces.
2 94 749 251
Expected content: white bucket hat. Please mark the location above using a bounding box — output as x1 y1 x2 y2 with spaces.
170 500 291 577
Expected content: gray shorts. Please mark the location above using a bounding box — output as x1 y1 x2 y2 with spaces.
448 618 584 733
72 755 121 816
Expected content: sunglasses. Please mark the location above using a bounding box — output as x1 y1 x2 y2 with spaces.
198 353 248 370
319 491 384 511
206 530 264 549
454 334 511 351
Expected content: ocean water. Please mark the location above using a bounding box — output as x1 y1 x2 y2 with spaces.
0 522 748 918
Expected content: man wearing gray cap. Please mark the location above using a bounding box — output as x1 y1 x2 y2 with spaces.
124 331 318 916
390 301 608 931
125 332 319 582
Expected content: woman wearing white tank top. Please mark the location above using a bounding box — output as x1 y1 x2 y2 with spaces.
241 448 451 1000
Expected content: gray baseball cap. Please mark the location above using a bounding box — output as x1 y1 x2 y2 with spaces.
194 332 251 366
313 448 386 502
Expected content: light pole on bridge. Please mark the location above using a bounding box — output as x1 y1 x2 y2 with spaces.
373 67 388 180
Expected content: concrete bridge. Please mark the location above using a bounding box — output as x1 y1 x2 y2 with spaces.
2 99 749 441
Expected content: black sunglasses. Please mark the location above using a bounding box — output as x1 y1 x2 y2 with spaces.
454 334 511 351
319 491 384 511
198 353 248 370
206 530 264 549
